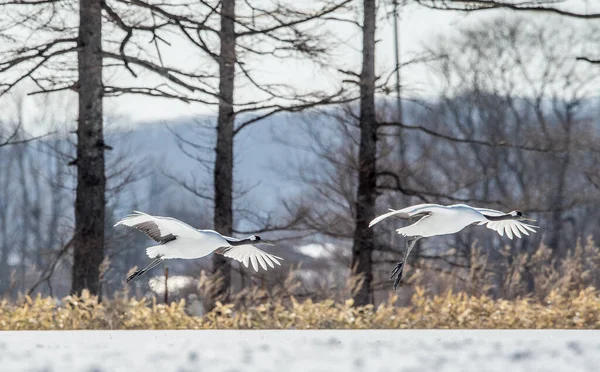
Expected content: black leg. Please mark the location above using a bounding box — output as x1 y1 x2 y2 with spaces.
390 237 421 290
390 261 403 279
126 256 163 283
392 264 404 290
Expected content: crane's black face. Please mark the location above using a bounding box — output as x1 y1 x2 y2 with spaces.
252 235 275 246
512 210 535 222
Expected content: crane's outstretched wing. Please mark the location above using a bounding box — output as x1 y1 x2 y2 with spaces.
475 208 538 239
114 211 200 243
369 204 435 227
215 244 283 272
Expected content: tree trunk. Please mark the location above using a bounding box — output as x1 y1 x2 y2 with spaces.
211 0 236 304
17 142 31 293
71 0 105 296
549 109 573 258
0 155 14 294
351 0 377 306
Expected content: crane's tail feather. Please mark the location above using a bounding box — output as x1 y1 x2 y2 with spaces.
146 246 163 258
395 226 413 237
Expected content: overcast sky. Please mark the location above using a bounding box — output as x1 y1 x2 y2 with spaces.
109 0 600 122
110 4 467 122
2 0 599 126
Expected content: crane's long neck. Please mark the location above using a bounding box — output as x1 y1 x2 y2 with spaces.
226 237 256 246
483 214 515 221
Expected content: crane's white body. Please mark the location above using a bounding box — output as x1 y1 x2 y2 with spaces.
387 204 484 238
115 211 282 272
370 203 537 239
143 229 234 260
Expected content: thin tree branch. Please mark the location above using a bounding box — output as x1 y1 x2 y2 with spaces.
416 0 600 18
26 237 74 296
379 120 597 153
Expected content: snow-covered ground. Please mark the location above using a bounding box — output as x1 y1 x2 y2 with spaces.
2 330 599 372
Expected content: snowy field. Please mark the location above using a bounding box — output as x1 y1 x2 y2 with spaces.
2 330 599 372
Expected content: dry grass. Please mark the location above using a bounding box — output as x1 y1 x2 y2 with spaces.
406 236 600 301
1 286 599 330
2 238 599 330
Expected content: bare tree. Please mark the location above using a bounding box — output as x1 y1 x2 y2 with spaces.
0 0 218 294
211 0 351 304
211 0 236 304
70 0 106 295
351 0 377 306
271 1 418 305
0 0 108 294
140 0 353 304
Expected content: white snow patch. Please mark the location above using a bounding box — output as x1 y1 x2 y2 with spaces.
296 243 336 259
148 275 197 295
1 330 599 372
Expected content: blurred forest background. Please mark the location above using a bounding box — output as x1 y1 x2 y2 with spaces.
1 0 600 313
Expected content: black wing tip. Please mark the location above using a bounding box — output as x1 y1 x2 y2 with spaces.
160 233 177 244
131 221 177 244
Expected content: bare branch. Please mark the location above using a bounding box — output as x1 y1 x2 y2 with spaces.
102 51 220 99
236 0 353 37
416 0 600 18
26 237 73 296
0 128 56 148
576 56 600 64
379 120 597 153
234 89 354 136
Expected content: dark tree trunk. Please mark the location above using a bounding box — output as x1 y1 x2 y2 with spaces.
71 0 106 296
549 110 573 258
17 143 31 293
351 0 377 306
0 155 13 294
211 0 236 304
